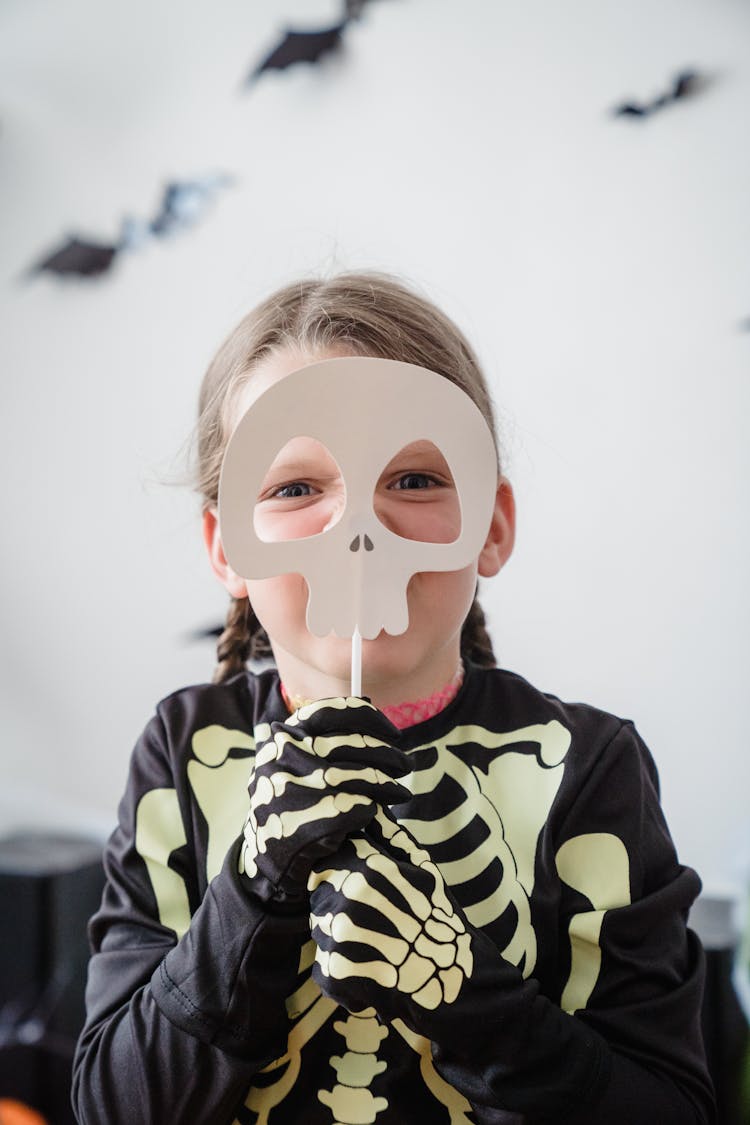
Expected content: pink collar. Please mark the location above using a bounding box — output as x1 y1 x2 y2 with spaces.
380 667 464 728
280 665 464 730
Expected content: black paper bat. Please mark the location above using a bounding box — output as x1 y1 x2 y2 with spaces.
613 69 706 118
188 623 225 642
29 174 231 279
246 22 347 85
244 0 389 87
29 236 119 278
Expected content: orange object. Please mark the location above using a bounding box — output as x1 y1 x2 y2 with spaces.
0 1099 48 1125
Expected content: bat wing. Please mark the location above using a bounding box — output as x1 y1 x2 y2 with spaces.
613 68 706 119
31 236 118 277
150 175 232 236
246 22 346 84
613 102 647 117
672 70 703 100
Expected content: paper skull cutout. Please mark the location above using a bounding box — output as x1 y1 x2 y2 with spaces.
218 357 498 640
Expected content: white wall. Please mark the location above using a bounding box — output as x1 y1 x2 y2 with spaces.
1 0 748 895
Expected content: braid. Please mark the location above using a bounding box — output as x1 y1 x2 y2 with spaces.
460 596 496 669
213 597 273 684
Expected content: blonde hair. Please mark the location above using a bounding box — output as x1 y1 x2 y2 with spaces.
195 271 501 682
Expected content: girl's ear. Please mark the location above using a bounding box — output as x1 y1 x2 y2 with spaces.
478 476 516 578
203 508 248 598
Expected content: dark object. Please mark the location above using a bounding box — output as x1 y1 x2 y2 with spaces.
187 622 224 641
30 238 118 279
613 69 706 119
690 896 750 1125
244 0 387 84
0 834 105 1125
30 173 232 279
246 22 347 84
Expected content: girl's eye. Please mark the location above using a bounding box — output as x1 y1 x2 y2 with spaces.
390 472 439 491
274 481 313 499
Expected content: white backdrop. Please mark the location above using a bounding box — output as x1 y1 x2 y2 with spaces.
1 0 748 897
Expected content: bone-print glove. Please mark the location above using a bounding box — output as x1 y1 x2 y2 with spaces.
308 806 476 1019
308 807 610 1120
240 697 412 905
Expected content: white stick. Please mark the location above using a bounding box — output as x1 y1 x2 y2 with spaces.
350 626 362 698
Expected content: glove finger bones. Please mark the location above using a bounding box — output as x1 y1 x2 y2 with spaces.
309 814 474 1011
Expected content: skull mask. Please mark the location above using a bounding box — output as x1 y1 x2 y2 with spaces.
218 357 497 640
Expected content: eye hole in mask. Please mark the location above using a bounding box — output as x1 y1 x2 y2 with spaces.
372 439 461 545
252 436 346 543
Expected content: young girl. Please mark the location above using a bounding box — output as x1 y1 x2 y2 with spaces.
72 272 714 1124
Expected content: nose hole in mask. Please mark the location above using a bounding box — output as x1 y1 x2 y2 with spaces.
373 439 462 544
349 534 374 553
253 436 346 543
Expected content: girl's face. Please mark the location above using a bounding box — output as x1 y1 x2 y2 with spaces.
206 348 515 706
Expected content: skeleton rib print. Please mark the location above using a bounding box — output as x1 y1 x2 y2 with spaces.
132 681 633 1124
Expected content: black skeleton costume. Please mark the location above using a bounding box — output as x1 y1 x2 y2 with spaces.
73 664 714 1124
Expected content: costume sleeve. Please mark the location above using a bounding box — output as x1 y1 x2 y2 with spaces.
431 721 715 1124
72 709 309 1125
